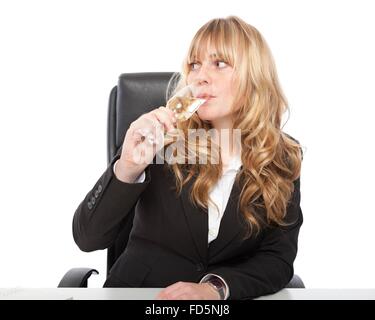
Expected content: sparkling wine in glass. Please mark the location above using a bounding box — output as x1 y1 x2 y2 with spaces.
166 84 206 122
143 84 206 147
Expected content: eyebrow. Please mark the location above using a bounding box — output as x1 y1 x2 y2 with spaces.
191 53 222 61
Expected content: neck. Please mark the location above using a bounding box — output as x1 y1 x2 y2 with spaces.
210 115 233 132
210 119 241 164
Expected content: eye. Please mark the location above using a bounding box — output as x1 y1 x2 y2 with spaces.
215 60 228 68
189 62 200 71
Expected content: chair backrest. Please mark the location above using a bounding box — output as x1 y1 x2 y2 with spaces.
105 73 305 288
106 72 175 274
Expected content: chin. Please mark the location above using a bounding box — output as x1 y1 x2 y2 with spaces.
197 114 213 122
197 108 214 121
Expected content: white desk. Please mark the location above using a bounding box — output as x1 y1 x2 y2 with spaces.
1 288 375 300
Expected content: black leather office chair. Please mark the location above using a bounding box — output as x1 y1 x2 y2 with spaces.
59 72 305 289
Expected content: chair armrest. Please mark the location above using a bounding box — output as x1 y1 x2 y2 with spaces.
58 268 99 288
285 274 305 288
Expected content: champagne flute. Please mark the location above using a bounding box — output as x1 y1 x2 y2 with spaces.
166 84 206 122
158 84 206 146
142 84 206 147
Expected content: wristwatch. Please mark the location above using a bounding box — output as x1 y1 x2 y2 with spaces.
206 277 226 300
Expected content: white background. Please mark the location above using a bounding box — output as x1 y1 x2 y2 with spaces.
1 0 374 289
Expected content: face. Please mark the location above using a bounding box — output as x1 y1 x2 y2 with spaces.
186 45 237 129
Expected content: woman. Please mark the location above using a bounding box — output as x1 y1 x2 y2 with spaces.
73 16 303 300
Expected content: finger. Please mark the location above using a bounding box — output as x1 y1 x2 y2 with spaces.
155 292 167 300
155 282 184 300
133 118 164 147
130 143 144 165
161 287 196 300
163 106 178 124
132 127 150 143
152 107 177 132
160 282 197 300
128 121 152 146
160 281 186 295
165 287 190 300
130 142 151 165
138 115 162 132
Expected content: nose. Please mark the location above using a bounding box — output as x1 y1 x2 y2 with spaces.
191 64 211 86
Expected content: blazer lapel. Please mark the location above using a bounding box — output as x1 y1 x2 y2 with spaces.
208 180 243 258
178 167 245 262
180 177 208 264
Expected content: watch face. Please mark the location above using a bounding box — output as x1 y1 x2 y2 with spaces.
208 278 226 300
210 278 223 288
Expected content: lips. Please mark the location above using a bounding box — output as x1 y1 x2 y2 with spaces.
196 93 215 100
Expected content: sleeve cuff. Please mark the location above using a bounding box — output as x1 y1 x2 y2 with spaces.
113 160 146 183
200 273 230 300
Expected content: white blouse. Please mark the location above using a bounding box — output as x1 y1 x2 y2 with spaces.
207 155 242 243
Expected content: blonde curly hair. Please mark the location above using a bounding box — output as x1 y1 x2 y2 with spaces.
164 16 302 237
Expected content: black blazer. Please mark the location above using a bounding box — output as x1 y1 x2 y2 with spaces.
73 151 303 300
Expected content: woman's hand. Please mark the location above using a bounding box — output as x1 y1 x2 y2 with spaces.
115 107 176 183
156 281 221 300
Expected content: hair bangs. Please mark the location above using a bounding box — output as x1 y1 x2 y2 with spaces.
186 19 237 69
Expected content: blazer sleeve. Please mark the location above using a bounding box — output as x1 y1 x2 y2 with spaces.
72 149 151 252
211 178 303 300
